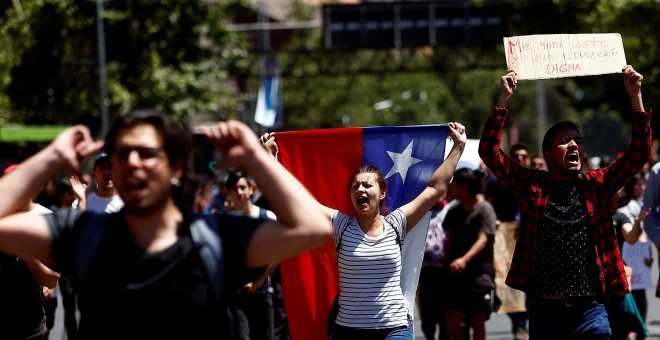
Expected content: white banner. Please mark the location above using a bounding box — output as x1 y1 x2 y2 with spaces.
503 33 627 80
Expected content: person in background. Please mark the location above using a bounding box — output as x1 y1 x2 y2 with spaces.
0 110 332 338
54 178 77 211
204 174 232 214
225 169 277 340
262 121 467 340
194 179 214 213
442 168 497 340
508 144 531 168
485 143 530 340
53 176 86 340
86 152 124 214
248 175 290 340
418 194 455 340
0 164 60 340
226 170 277 221
530 155 547 171
35 178 59 212
479 65 651 339
643 153 660 299
608 186 649 340
621 208 654 335
619 175 645 224
615 173 647 332
638 162 651 181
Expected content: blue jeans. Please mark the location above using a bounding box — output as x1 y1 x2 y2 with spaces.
333 316 413 340
528 297 611 340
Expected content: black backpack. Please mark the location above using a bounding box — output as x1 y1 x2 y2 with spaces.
75 213 223 301
74 213 236 336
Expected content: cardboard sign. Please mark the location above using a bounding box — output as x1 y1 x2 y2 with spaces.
503 33 627 80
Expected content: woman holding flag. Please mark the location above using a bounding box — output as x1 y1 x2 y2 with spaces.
262 121 466 339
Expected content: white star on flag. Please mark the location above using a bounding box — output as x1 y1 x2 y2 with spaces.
384 140 422 183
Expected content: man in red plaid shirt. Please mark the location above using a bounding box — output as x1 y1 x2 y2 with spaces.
479 65 651 340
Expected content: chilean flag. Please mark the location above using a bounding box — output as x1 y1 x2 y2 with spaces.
273 124 449 339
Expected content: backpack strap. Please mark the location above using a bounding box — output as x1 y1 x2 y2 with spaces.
75 212 224 306
335 218 350 252
190 214 224 305
75 213 112 285
391 224 402 251
258 207 268 220
335 217 402 252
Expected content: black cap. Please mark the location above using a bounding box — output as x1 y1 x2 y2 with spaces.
94 152 110 168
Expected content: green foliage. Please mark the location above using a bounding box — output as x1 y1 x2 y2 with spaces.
0 0 250 132
0 0 658 160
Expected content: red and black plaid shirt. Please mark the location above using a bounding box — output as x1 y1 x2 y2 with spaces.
479 107 652 297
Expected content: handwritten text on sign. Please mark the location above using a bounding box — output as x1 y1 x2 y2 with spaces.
504 33 627 80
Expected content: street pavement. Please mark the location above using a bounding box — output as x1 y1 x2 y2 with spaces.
48 246 660 340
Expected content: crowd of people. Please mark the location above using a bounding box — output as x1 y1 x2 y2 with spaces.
0 65 655 340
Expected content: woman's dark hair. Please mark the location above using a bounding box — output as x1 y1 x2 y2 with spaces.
542 121 580 152
451 167 487 196
105 109 197 214
619 175 642 208
351 165 389 215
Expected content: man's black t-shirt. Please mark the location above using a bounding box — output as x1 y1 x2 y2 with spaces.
444 201 497 277
45 209 263 339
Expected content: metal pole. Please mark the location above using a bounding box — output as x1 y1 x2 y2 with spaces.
96 0 108 139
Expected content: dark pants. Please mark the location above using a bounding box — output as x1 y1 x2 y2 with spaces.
418 266 449 340
59 277 79 340
43 297 57 330
237 289 275 340
529 297 610 340
605 293 647 340
509 311 528 334
271 269 290 340
631 289 647 322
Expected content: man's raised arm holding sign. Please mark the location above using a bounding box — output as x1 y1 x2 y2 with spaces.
478 65 652 340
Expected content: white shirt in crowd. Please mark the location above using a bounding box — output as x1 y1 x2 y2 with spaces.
86 193 124 214
26 203 53 216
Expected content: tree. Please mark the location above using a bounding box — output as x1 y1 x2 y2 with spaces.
2 0 660 160
0 0 251 136
263 0 659 158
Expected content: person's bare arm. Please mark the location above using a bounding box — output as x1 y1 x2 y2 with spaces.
70 174 87 210
448 231 488 273
0 126 101 217
623 206 652 245
24 258 60 289
623 65 644 111
201 121 332 268
496 69 517 109
242 262 279 294
0 126 102 263
400 122 466 232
